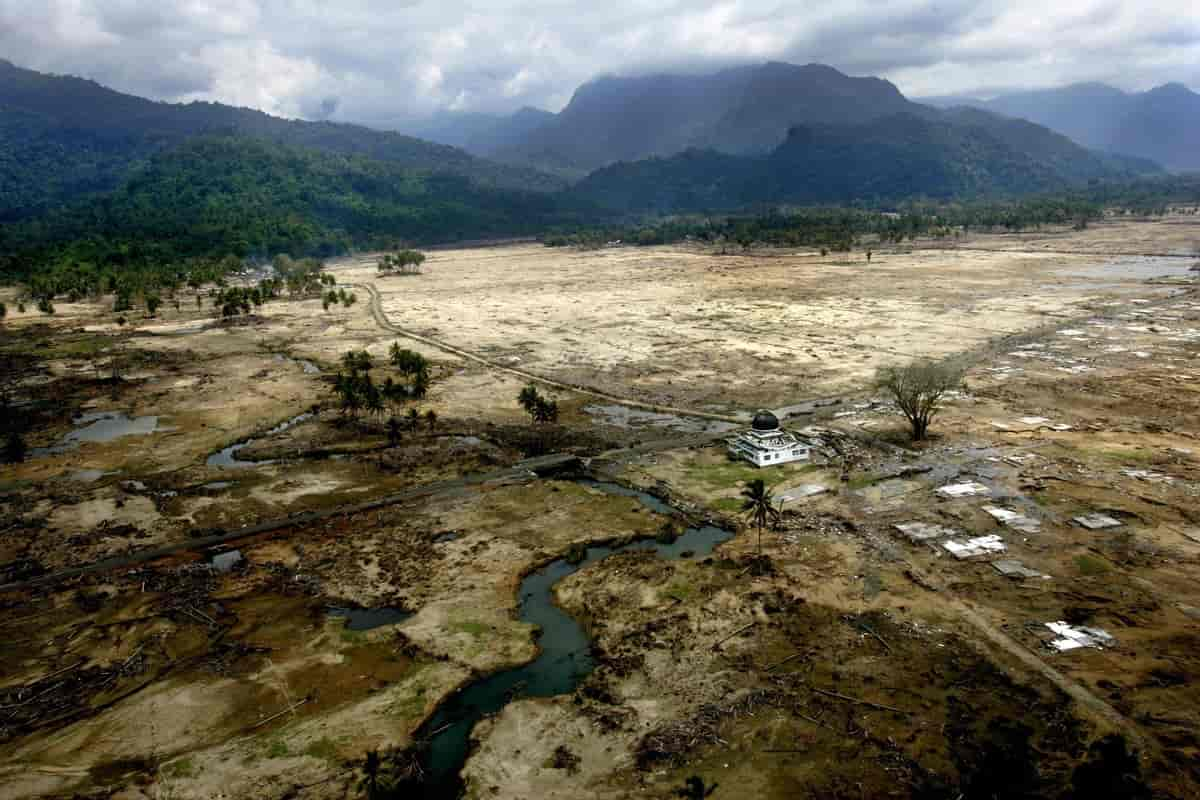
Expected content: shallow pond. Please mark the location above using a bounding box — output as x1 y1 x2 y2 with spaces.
412 481 732 797
32 411 160 457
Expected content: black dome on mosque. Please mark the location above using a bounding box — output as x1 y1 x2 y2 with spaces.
751 410 780 431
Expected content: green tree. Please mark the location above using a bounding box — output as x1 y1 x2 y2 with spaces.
378 250 427 276
533 396 559 424
145 293 162 317
740 478 779 555
425 409 438 431
386 416 402 447
518 384 540 417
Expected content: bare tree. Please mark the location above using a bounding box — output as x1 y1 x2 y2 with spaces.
876 361 962 441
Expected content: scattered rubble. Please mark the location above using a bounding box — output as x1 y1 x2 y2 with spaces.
942 535 1006 559
894 522 957 543
991 560 1049 579
983 506 1041 534
1121 469 1175 484
936 481 990 498
778 484 828 504
1073 513 1123 531
1045 621 1115 652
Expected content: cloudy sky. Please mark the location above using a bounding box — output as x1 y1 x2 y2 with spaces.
1 0 1197 125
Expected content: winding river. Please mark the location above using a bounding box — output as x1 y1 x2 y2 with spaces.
411 481 733 798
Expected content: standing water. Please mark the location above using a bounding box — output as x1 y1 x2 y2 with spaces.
409 482 733 798
32 411 160 457
206 413 314 468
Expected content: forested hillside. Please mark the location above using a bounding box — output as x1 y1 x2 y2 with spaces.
0 136 575 282
0 59 564 221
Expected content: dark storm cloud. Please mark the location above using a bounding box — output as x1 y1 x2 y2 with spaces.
0 1 1195 123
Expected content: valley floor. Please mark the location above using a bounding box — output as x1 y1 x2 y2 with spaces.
1 217 1198 799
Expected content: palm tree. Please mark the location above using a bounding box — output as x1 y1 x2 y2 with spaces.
740 478 779 555
675 776 718 799
358 750 382 799
386 416 402 448
406 407 421 432
424 409 438 431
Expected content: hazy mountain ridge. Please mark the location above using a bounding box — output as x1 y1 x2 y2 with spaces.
486 62 935 173
921 81 1200 171
572 111 1161 212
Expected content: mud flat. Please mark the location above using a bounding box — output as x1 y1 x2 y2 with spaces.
1 216 1199 799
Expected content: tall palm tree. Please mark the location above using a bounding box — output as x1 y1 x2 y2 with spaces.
358 750 381 799
740 478 779 555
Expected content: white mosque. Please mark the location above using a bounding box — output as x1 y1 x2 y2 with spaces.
726 410 811 467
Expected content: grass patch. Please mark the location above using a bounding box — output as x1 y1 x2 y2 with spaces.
266 739 289 759
683 457 814 492
338 626 367 643
1029 490 1054 507
1075 554 1112 576
162 757 196 779
664 578 696 601
845 473 881 491
0 333 112 360
452 620 490 637
709 497 743 513
303 737 340 763
1095 447 1154 464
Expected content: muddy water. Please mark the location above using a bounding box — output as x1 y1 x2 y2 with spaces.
32 411 160 457
413 482 733 798
206 413 314 469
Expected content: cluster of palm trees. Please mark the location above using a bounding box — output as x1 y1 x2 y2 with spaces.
213 284 272 317
333 346 435 444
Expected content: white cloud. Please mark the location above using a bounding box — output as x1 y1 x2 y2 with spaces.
0 0 1196 123
179 40 328 117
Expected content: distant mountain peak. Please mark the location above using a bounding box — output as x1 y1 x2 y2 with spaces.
1148 82 1196 97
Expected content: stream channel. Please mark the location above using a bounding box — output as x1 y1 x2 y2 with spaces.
206 413 314 468
408 479 733 798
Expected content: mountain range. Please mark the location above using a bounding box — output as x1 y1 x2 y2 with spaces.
410 62 932 176
398 62 1180 185
0 58 1177 275
921 82 1200 172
